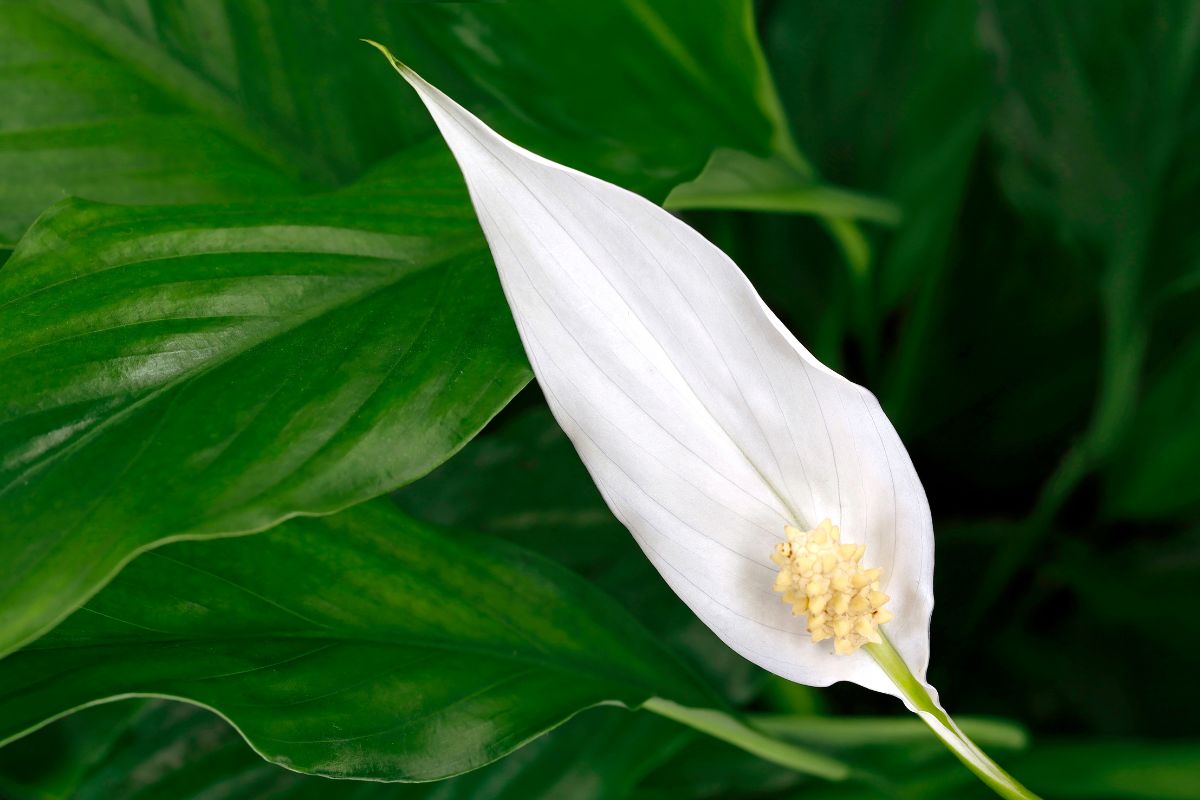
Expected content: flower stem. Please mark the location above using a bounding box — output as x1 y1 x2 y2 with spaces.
866 637 1042 800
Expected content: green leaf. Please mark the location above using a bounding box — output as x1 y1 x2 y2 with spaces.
903 738 1200 800
0 145 529 657
1 0 794 243
1048 527 1200 670
967 1 1200 614
1 700 692 800
0 501 713 781
380 0 792 201
984 0 1200 425
0 0 302 246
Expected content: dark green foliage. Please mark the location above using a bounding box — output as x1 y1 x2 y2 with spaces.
0 501 712 781
1 0 1198 797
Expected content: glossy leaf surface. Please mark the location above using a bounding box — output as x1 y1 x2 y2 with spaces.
1 0 794 243
0 701 688 800
0 502 710 781
0 146 529 656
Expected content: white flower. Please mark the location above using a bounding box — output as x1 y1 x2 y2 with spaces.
370 42 1039 800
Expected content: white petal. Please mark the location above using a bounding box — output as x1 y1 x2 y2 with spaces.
386 57 933 695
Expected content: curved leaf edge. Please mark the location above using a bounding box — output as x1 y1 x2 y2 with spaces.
0 374 530 661
0 692 629 784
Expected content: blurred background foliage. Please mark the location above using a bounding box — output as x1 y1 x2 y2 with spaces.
1 0 1198 798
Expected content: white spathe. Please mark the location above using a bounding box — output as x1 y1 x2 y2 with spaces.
385 55 934 699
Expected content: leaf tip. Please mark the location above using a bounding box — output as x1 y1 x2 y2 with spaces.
361 39 412 77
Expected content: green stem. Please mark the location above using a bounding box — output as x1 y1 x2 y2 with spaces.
867 637 1042 800
642 697 852 781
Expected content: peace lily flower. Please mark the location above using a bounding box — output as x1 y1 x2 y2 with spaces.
369 43 1039 800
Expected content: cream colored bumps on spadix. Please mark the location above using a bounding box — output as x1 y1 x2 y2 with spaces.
372 45 1043 800
370 46 934 697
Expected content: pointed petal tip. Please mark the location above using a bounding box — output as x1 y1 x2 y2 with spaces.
363 40 462 125
361 39 416 80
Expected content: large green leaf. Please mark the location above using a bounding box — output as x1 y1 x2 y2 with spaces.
0 700 690 800
1 0 794 243
0 501 714 781
0 692 1031 800
376 0 791 201
0 145 529 656
0 0 299 246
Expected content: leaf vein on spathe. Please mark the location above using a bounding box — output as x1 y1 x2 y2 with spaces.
474 198 783 537
452 120 808 532
569 175 808 523
529 348 778 569
612 485 809 641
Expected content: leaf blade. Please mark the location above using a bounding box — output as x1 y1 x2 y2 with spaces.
0 146 529 657
0 501 711 782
